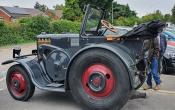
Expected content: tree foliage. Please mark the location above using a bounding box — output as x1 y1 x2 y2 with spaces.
63 0 137 21
141 10 164 23
112 2 136 19
172 5 175 24
53 4 64 10
115 16 140 26
63 0 82 21
164 14 171 22
34 2 48 12
78 0 113 10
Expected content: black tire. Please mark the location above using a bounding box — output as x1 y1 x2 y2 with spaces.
6 64 35 101
69 49 131 110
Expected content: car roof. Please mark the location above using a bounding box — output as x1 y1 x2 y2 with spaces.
163 31 175 37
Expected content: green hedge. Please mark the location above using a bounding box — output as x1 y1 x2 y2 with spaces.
0 22 23 46
51 20 81 33
0 17 81 46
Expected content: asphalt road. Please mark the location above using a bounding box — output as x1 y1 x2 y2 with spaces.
1 44 175 110
0 77 175 110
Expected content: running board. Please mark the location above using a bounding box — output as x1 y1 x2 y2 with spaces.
46 83 64 88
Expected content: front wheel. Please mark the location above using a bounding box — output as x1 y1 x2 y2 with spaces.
6 65 35 101
69 49 131 110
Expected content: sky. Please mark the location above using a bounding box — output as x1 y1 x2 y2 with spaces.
0 0 175 17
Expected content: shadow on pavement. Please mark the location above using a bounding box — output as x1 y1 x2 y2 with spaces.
32 90 74 103
30 90 82 110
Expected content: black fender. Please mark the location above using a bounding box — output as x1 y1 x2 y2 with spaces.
66 43 137 89
2 58 41 87
2 58 65 92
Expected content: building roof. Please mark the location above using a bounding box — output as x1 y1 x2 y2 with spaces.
0 6 46 16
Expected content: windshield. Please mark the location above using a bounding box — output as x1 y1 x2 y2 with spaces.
85 7 102 34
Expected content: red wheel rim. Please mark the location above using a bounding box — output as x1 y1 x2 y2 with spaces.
9 71 26 97
82 64 116 98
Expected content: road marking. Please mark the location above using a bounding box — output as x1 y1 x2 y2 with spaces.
155 90 175 95
0 77 5 91
139 89 175 95
0 77 5 82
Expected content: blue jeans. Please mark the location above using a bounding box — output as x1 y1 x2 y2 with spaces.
147 57 161 86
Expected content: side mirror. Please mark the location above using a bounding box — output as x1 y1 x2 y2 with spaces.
13 46 21 58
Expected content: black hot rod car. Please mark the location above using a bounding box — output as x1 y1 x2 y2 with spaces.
2 4 166 110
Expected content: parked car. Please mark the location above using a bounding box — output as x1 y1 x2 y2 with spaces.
161 31 175 74
166 27 175 34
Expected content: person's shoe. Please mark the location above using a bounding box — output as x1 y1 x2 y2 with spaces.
143 85 152 90
154 85 161 91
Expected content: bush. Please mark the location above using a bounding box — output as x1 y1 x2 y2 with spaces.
115 16 141 26
0 22 24 46
0 17 81 46
0 21 5 27
51 20 81 33
19 16 51 40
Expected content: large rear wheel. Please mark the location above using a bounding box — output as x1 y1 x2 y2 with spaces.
6 65 35 101
69 49 131 110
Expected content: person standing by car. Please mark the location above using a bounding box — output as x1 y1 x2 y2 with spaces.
144 35 162 90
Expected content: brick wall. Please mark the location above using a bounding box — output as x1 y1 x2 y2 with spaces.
0 9 11 22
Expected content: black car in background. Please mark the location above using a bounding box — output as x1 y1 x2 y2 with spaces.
161 31 175 74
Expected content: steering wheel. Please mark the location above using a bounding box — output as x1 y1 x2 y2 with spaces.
101 20 117 33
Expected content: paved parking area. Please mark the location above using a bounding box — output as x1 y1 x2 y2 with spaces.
0 76 175 110
0 43 36 78
0 43 175 110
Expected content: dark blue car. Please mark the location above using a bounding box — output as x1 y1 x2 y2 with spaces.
161 31 175 74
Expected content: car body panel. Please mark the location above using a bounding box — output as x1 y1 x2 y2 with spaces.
162 30 175 72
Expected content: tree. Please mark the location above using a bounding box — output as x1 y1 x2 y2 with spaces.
112 2 136 19
34 2 48 12
171 5 175 24
63 0 114 21
164 14 171 22
141 10 164 23
63 0 82 21
34 2 40 9
53 4 64 10
78 0 113 10
63 0 137 22
115 16 140 26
